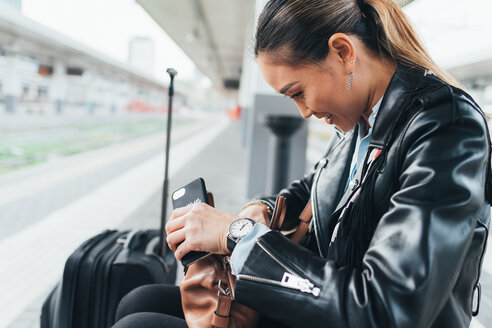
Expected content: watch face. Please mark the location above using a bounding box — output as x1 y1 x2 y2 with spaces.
229 219 255 239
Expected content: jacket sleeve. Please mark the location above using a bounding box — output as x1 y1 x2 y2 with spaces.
233 99 489 328
254 132 344 230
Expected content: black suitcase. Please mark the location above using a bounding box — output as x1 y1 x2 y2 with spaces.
41 229 177 328
41 69 180 328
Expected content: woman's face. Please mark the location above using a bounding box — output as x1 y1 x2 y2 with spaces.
257 49 364 132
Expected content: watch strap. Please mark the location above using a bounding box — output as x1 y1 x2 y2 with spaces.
227 235 237 252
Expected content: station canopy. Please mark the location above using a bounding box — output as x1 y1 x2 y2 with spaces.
137 0 414 90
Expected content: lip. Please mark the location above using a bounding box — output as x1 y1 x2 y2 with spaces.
324 113 334 125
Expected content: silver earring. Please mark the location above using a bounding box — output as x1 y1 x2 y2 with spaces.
348 70 354 90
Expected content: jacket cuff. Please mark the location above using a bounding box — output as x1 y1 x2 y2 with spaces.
229 223 271 275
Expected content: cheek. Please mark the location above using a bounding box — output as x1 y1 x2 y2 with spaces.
308 75 348 112
308 82 330 110
309 86 344 114
310 94 333 112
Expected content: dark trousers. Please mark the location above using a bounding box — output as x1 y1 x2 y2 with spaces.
112 284 287 328
113 284 187 328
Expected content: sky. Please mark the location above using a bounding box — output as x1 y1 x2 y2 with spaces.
22 0 196 82
20 0 492 83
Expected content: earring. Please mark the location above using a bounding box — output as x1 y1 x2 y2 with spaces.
348 70 354 90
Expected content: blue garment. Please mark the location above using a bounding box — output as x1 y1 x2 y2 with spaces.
230 97 383 275
230 222 271 275
344 96 382 192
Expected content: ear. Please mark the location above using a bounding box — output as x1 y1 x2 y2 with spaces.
328 33 357 71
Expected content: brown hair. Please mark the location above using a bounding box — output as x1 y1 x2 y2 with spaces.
255 0 464 90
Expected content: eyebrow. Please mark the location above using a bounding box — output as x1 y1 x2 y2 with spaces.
279 81 298 94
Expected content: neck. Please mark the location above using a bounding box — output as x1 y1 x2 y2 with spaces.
365 58 397 118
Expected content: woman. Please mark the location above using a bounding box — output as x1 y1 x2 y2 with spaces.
114 0 491 327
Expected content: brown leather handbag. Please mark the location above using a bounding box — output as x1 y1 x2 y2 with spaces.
180 195 312 328
180 253 259 328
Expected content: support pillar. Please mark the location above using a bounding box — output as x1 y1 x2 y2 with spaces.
3 55 22 113
49 61 67 114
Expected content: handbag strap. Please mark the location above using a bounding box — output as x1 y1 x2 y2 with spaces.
290 199 312 244
208 191 233 328
213 257 234 328
269 196 287 230
208 192 215 207
213 292 232 328
270 195 313 244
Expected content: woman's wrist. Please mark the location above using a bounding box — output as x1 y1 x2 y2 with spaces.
241 201 273 216
238 202 272 227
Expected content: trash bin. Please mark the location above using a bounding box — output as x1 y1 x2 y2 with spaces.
259 114 304 194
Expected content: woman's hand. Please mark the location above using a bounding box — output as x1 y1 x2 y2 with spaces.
166 203 238 261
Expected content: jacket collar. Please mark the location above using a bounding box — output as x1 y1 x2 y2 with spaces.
369 64 425 149
327 64 425 233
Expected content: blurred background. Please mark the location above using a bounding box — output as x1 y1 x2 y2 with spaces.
0 0 491 327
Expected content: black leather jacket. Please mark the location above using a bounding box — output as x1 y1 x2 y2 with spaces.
234 65 491 328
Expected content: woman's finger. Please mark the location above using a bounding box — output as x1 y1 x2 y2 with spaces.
165 215 186 234
166 228 186 252
174 240 191 262
168 205 193 221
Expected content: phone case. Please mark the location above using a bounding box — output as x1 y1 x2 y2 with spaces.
172 177 210 267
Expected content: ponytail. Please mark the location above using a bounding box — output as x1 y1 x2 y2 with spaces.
360 0 464 90
255 0 464 90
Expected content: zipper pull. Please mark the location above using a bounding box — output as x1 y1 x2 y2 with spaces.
281 272 320 297
320 158 328 168
349 178 360 191
116 236 127 244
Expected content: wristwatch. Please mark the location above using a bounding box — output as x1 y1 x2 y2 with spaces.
226 218 256 252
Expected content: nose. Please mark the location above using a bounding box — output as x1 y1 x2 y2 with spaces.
297 103 313 119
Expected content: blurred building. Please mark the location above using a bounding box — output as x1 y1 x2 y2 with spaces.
128 37 156 77
0 0 21 11
0 2 182 115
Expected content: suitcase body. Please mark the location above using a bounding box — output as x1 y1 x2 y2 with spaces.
41 229 177 328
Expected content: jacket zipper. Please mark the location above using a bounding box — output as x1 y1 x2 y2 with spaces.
311 131 359 257
235 239 321 297
311 158 328 256
236 274 285 288
257 239 298 275
236 273 320 297
472 214 489 316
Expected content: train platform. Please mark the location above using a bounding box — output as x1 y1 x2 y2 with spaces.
1 114 242 327
1 114 491 327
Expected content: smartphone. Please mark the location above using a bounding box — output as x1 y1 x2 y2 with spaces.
171 177 210 267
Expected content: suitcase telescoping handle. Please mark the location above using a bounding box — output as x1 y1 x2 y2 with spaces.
160 68 177 256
